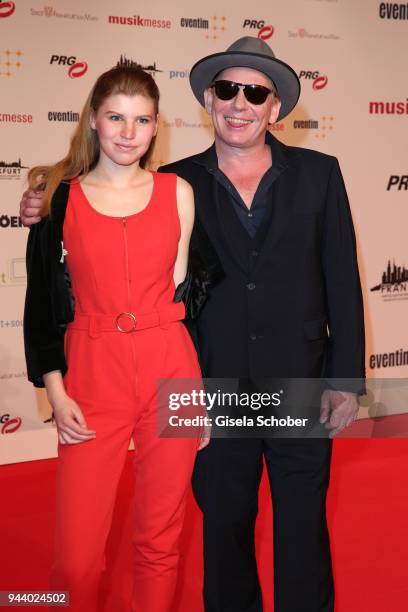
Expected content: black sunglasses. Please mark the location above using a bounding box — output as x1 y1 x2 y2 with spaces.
210 79 273 105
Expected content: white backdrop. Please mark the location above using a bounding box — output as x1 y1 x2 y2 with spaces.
1 0 407 463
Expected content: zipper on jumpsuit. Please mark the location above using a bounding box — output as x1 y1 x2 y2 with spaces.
122 216 138 393
122 217 132 310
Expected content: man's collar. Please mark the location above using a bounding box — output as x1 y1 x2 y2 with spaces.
193 142 218 171
192 131 299 171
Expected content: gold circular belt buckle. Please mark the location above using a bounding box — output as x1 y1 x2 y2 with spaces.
115 312 137 333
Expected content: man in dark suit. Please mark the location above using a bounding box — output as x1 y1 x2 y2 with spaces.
20 37 364 612
160 37 365 612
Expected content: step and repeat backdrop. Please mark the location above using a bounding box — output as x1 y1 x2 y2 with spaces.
1 0 407 463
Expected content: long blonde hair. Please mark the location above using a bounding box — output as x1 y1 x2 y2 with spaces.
28 64 160 215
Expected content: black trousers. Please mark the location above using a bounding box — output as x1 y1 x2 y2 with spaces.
192 438 334 612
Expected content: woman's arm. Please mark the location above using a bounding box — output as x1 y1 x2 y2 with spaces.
43 371 96 445
173 176 195 288
173 177 210 450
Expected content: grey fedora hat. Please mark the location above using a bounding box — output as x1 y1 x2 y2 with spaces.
189 36 300 121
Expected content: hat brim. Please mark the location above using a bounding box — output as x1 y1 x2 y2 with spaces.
189 51 300 122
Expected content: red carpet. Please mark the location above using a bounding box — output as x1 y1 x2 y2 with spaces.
1 439 408 611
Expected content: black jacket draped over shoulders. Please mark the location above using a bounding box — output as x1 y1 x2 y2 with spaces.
24 181 74 387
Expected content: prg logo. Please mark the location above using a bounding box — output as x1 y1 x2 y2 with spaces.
0 1 15 18
299 70 328 90
243 19 274 40
50 55 88 79
387 175 408 191
1 413 22 434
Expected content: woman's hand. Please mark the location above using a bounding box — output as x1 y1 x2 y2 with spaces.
43 371 96 445
51 394 96 445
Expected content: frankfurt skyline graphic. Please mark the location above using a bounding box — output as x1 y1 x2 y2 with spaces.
0 158 28 169
371 259 408 298
116 55 163 73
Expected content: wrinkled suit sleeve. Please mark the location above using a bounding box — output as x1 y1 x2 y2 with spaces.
322 158 365 393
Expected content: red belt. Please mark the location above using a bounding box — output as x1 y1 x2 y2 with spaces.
68 301 185 337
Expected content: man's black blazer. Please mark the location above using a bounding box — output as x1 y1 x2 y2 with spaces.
160 134 365 388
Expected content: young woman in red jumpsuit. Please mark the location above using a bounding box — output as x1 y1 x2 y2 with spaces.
25 65 208 611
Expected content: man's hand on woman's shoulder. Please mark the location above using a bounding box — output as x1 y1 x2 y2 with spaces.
20 189 44 226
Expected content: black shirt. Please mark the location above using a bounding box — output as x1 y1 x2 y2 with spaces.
195 131 289 238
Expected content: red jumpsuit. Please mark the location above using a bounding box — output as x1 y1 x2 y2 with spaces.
52 172 201 611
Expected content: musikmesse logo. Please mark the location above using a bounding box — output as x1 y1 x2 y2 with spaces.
369 99 408 115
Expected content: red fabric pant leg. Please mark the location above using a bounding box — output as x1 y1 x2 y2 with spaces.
129 323 201 612
131 420 198 612
50 406 134 612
